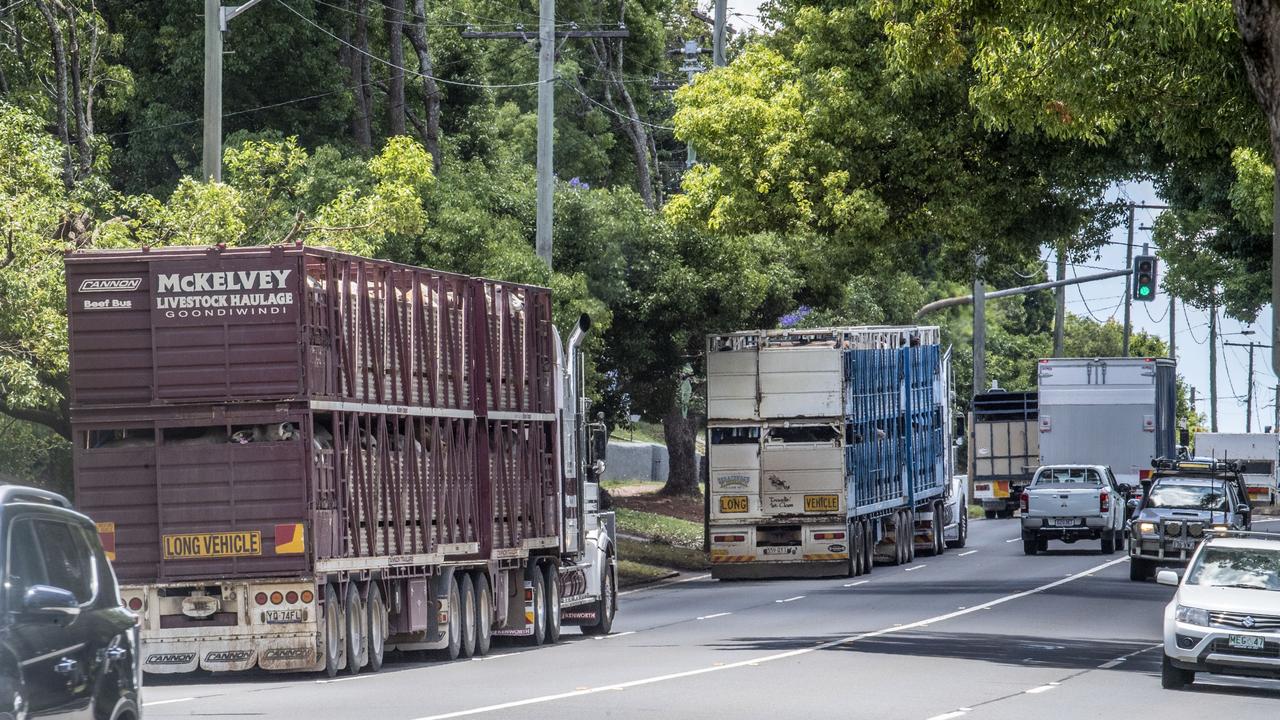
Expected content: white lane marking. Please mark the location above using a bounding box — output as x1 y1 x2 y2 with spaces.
776 595 805 603
1098 659 1123 669
843 580 870 587
143 697 195 708
958 550 978 556
905 564 927 572
411 556 1129 720
1098 642 1162 669
1005 538 1020 543
926 711 969 720
591 631 636 640
317 673 378 684
618 573 710 596
697 612 731 620
1024 683 1059 694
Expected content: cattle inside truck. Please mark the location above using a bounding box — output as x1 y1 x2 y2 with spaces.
65 245 617 676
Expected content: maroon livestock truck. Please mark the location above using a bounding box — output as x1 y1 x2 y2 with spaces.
65 244 616 676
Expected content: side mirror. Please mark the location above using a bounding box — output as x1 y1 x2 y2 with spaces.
1117 484 1133 496
1126 498 1140 510
1237 504 1251 515
1156 570 1180 587
22 585 81 617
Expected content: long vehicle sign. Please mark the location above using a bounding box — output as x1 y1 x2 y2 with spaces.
163 531 262 559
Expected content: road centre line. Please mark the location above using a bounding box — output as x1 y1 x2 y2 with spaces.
697 612 731 620
1024 683 1059 694
1005 538 1020 543
1098 642 1161 669
957 550 978 557
592 630 636 640
412 556 1129 720
925 710 969 720
905 564 927 572
775 595 805 603
142 697 196 707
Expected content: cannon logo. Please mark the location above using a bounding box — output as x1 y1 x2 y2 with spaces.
205 650 252 663
79 277 141 293
146 653 196 665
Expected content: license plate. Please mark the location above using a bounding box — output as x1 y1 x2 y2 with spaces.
1170 539 1196 550
803 494 840 512
1228 634 1265 651
264 609 304 624
1051 518 1079 527
762 546 798 556
719 495 748 513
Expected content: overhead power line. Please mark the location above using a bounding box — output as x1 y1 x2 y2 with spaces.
566 81 674 131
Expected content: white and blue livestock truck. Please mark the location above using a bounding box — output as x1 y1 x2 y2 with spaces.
704 326 967 580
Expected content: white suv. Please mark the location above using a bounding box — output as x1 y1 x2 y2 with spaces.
1159 532 1280 689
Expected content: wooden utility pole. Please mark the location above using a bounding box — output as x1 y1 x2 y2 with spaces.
712 0 728 67
1209 301 1218 432
1224 340 1272 432
1122 204 1135 356
1053 247 1067 357
203 0 268 182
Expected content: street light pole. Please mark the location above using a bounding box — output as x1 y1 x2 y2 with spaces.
203 0 268 182
1224 335 1271 433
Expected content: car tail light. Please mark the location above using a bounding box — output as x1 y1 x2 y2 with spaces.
255 592 269 606
1019 491 1029 513
1100 490 1110 513
269 591 284 605
301 590 314 604
127 597 143 611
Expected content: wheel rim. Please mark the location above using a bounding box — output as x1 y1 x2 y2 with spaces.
534 578 545 638
549 573 560 634
478 579 491 648
450 585 461 649
463 583 476 652
603 571 614 624
326 589 340 662
370 591 384 661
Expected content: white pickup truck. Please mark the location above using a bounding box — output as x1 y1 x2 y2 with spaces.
1019 464 1130 556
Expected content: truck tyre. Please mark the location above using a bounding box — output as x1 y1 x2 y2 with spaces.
904 512 916 563
473 572 493 657
323 583 343 678
366 582 387 672
863 521 874 572
984 509 997 520
1129 558 1151 582
443 576 462 660
543 563 562 644
934 501 946 555
581 563 616 636
458 573 477 659
883 517 901 566
1023 535 1038 556
946 509 968 549
344 582 367 675
1161 654 1194 689
525 569 547 646
845 522 859 577
1101 530 1116 555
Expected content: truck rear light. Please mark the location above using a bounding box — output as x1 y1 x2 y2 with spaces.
255 592 269 606
1100 489 1110 513
813 532 845 540
712 534 746 543
1019 491 1029 513
285 591 299 604
270 591 284 605
301 590 314 604
1139 469 1151 482
127 597 143 611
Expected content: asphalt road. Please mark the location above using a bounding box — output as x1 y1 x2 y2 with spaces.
142 517 1280 719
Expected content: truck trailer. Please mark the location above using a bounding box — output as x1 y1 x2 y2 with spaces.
969 390 1038 518
65 244 617 676
1037 357 1177 488
705 326 966 580
1193 432 1279 505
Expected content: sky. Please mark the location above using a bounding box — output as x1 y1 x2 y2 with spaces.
706 2 1276 434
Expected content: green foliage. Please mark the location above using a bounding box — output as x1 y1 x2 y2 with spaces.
614 508 704 549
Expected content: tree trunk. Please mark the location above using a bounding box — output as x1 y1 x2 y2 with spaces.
33 0 72 188
384 0 406 137
62 3 91 178
349 0 373 150
1234 0 1280 372
407 0 441 172
590 39 655 209
659 401 702 496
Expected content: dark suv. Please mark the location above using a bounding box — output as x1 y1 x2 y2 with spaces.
1 485 140 719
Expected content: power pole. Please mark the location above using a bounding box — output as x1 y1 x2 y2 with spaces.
712 0 728 67
1053 246 1066 357
973 269 986 394
677 40 706 168
1169 296 1176 363
203 0 268 182
1274 385 1279 434
1224 340 1273 432
460 21 629 269
1122 204 1134 356
1209 301 1218 432
535 0 555 268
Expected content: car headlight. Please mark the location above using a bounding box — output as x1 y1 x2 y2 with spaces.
1175 605 1209 626
1136 522 1156 536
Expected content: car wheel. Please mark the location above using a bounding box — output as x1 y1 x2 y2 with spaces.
1101 530 1116 555
1161 654 1193 689
1036 537 1048 552
1023 536 1037 556
1129 558 1151 582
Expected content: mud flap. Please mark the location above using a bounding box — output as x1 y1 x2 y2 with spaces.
427 568 456 645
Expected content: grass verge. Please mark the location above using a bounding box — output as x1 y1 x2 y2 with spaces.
615 507 704 549
619 537 708 572
617 559 675 587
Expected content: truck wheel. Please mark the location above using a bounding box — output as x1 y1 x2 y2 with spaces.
366 582 387 672
543 563 562 644
863 521 874 572
473 572 493 657
323 583 342 678
1129 558 1151 582
947 510 968 549
582 563 615 636
525 569 547 646
934 502 946 555
458 573 477 659
984 509 997 520
344 582 367 675
904 512 916 563
442 575 462 660
1101 530 1116 555
1161 654 1194 689
1023 536 1038 556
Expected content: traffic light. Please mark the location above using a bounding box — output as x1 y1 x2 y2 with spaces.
1132 255 1157 301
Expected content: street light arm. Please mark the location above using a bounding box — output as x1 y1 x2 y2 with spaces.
221 0 268 29
914 268 1133 319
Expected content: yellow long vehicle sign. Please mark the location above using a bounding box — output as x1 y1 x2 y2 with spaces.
162 531 262 559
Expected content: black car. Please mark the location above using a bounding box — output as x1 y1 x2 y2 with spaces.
1127 459 1251 582
1 485 140 719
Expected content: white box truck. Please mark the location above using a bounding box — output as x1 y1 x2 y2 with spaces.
1193 432 1278 506
1037 357 1177 488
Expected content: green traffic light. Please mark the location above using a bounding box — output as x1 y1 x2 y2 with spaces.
1139 286 1151 296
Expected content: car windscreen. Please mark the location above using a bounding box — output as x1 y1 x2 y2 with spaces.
1145 482 1228 511
1034 468 1101 485
1186 546 1280 591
